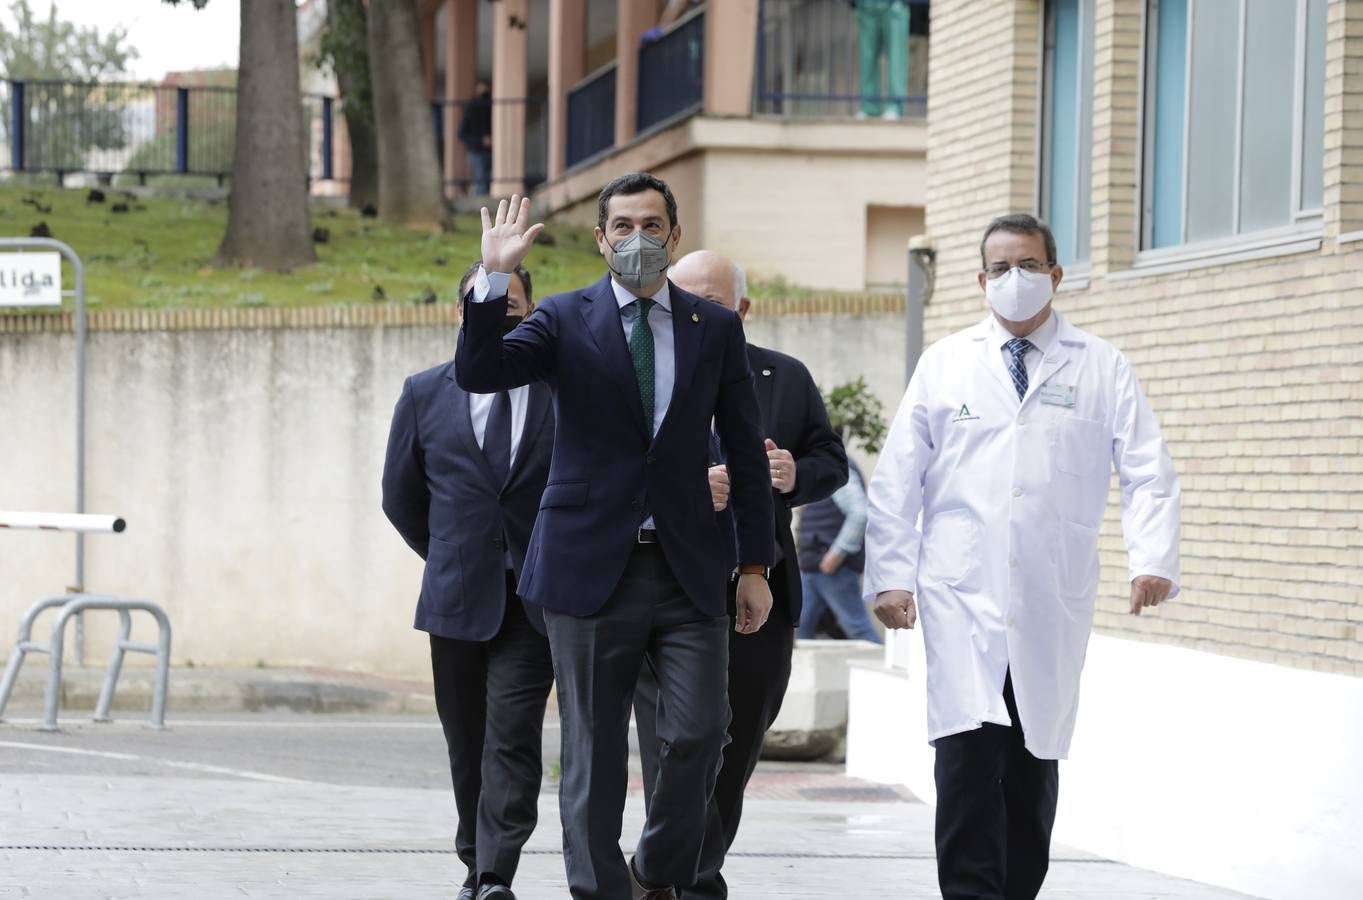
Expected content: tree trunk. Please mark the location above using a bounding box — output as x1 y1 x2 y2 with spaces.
326 0 378 210
368 0 449 229
217 0 316 270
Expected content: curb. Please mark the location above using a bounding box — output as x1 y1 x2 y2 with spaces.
0 666 438 718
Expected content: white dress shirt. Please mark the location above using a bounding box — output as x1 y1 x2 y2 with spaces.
469 385 530 467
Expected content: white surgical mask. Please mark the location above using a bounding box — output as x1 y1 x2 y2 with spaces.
985 267 1054 322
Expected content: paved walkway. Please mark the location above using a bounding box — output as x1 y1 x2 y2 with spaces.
0 715 1260 899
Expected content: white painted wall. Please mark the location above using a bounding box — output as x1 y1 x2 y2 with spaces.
845 632 1363 900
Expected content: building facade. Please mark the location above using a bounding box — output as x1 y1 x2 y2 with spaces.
847 4 1363 900
416 0 931 291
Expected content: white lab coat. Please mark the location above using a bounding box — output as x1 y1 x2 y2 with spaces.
864 313 1180 760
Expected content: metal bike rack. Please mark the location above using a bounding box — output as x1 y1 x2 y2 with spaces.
0 595 172 731
0 512 172 731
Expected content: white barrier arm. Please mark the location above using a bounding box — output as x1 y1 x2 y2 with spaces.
0 511 126 533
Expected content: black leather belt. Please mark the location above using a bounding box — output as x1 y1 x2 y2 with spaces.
637 527 659 544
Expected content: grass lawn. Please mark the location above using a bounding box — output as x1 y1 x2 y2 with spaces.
0 185 608 311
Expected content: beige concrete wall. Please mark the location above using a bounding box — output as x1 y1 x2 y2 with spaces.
0 303 904 678
924 0 1363 675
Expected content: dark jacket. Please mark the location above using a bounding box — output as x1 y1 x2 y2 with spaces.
381 361 554 639
458 93 492 150
456 274 775 618
741 344 848 623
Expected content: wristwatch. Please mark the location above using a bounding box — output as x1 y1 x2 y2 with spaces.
737 564 770 580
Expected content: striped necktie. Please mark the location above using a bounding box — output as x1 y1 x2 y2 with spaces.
1005 338 1033 401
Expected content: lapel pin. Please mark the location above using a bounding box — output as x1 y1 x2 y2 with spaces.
762 369 772 376
691 312 700 323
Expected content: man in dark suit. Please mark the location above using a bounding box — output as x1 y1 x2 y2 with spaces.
456 177 776 900
381 262 554 900
633 250 849 898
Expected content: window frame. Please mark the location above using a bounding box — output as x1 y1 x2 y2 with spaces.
1038 0 1095 274
1136 0 1324 264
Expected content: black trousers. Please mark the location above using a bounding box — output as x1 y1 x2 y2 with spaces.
544 543 731 900
429 572 555 890
633 561 796 899
933 671 1059 900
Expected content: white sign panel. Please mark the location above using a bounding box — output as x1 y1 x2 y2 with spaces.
0 252 62 307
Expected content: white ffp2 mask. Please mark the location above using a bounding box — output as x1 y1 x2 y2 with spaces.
985 267 1054 322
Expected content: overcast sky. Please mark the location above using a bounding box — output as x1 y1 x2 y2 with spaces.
2 0 243 81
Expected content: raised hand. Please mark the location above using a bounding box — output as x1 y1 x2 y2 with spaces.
480 194 544 274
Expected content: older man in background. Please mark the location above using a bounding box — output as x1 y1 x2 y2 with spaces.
634 250 848 898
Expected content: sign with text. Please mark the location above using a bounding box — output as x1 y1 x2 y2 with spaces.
0 252 62 306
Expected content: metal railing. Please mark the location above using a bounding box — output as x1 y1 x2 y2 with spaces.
566 64 617 170
755 0 930 118
637 9 705 134
0 78 544 195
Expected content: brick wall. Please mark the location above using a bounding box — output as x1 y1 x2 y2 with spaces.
925 0 1363 674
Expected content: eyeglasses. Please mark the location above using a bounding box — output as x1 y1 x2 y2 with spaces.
984 261 1053 279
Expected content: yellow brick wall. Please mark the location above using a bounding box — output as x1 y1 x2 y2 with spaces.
925 0 1363 674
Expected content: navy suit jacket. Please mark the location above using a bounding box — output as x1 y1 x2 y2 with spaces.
744 344 848 624
381 360 554 640
455 274 775 618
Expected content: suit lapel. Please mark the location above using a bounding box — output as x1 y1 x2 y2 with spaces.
750 347 777 435
579 275 648 436
656 285 705 446
1026 315 1079 403
446 366 500 488
506 381 550 488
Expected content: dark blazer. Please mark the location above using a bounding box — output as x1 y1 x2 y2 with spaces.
456 274 775 618
744 344 848 624
381 360 554 641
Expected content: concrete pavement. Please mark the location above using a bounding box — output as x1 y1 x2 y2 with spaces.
0 713 1261 899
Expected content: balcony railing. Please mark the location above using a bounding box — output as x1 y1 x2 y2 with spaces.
756 0 930 118
565 63 617 170
637 9 705 134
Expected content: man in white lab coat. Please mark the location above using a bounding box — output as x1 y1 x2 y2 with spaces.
864 214 1181 900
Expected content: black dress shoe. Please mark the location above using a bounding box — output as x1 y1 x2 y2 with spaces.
629 857 677 900
476 884 515 900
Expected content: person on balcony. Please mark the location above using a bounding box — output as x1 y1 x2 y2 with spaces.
851 0 911 120
459 79 493 196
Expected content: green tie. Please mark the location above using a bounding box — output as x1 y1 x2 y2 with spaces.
628 297 656 432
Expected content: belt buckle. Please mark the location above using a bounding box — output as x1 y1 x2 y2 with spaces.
637 527 658 544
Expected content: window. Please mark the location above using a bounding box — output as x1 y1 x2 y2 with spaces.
1040 0 1095 268
1142 0 1327 251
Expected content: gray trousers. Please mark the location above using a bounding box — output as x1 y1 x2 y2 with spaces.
544 543 731 900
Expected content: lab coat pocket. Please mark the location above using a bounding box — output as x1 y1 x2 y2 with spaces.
1056 519 1100 613
1050 416 1110 477
919 508 980 592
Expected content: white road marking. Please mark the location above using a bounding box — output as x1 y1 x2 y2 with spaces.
0 739 317 784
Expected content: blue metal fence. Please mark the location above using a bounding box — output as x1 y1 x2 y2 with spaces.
756 0 930 118
0 78 544 194
637 10 705 134
566 64 617 169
